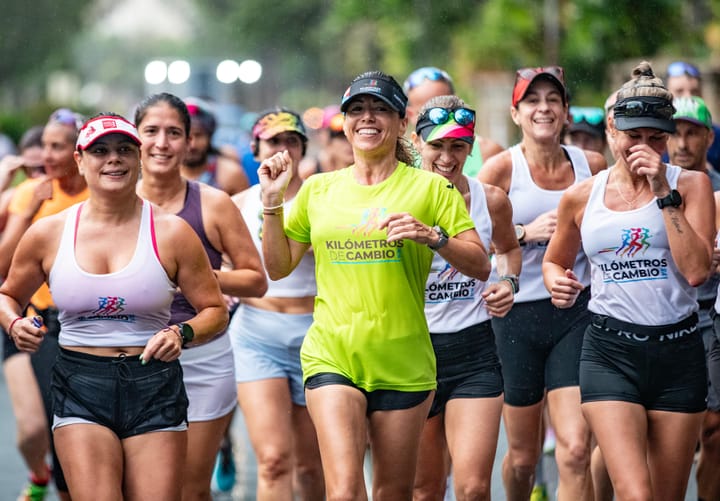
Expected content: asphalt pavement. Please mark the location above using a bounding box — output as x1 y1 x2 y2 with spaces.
0 367 700 500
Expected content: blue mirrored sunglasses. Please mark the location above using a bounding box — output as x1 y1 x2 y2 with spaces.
50 108 84 129
667 61 701 79
570 107 604 126
421 107 475 127
403 67 453 93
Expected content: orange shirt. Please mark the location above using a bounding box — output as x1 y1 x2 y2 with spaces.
8 178 89 309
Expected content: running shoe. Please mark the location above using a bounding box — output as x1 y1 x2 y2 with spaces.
530 484 549 501
211 438 236 493
17 481 48 501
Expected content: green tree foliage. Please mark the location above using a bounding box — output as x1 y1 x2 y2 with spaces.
0 0 92 78
197 0 711 107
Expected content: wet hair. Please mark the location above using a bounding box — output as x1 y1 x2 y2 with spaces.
18 125 44 151
418 95 468 116
134 92 191 138
616 61 673 102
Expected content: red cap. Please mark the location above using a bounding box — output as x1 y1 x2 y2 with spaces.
512 66 567 107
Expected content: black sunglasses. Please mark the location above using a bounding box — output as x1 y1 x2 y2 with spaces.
615 99 675 120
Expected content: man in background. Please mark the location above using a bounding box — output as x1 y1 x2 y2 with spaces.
667 95 720 501
182 97 249 195
403 66 504 176
665 61 720 172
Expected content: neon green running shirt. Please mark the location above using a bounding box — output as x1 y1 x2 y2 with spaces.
285 162 475 392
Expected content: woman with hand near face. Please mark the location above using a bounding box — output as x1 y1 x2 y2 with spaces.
0 110 87 500
260 71 490 501
544 61 715 501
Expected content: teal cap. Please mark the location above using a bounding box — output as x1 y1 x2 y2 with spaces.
673 96 712 129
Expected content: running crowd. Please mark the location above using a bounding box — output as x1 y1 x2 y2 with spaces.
0 59 718 501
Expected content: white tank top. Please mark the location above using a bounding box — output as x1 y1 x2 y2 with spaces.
241 184 317 297
500 144 592 302
581 165 697 324
425 177 493 333
50 201 176 346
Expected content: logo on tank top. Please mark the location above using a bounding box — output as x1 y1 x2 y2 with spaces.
425 262 477 303
326 207 404 264
597 227 668 283
78 296 136 323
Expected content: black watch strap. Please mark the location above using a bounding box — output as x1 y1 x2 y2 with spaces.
428 226 449 251
656 189 682 209
176 323 195 346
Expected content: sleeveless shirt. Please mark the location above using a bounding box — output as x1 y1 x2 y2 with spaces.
50 201 175 346
170 181 222 324
242 184 317 297
581 165 697 325
503 144 592 302
425 177 493 332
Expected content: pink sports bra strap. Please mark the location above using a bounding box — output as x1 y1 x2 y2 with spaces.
73 202 85 247
149 204 161 262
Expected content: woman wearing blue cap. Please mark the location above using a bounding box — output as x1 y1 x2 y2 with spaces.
544 61 715 501
259 70 490 500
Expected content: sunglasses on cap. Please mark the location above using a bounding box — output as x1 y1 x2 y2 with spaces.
667 61 701 79
570 107 604 126
516 66 565 84
614 99 675 120
50 108 84 130
403 67 453 93
419 107 476 127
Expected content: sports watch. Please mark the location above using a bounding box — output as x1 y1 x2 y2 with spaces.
428 226 449 251
656 189 682 209
175 322 195 347
500 274 520 294
514 224 526 245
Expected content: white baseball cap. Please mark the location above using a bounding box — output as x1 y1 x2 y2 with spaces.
76 115 141 151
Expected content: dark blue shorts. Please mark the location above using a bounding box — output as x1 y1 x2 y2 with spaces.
52 348 189 439
428 321 503 417
492 288 591 406
305 372 431 415
580 316 706 412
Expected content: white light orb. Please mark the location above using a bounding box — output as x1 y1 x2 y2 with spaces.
168 60 191 84
144 60 167 85
216 59 240 84
238 59 262 84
